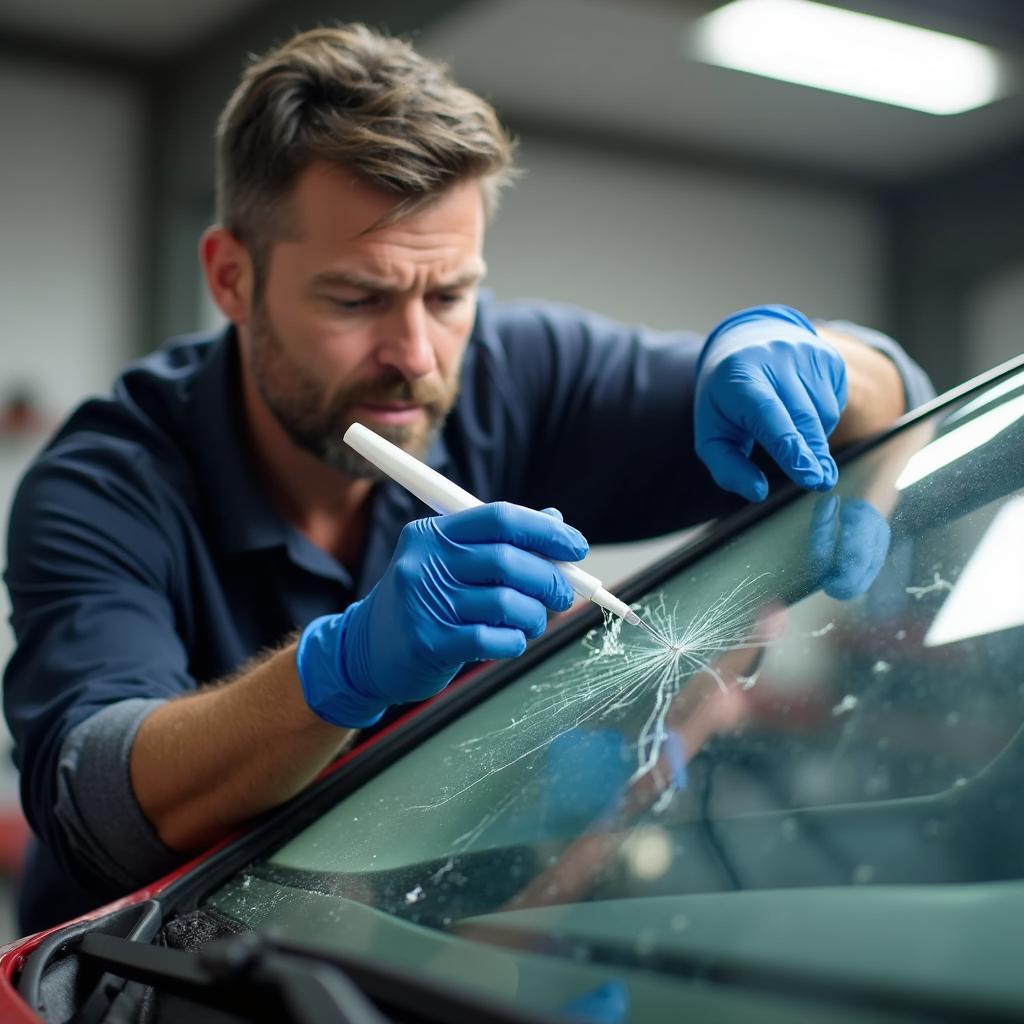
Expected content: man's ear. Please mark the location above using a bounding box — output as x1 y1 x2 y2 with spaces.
199 227 254 327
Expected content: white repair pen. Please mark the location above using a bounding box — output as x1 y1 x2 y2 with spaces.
343 422 675 649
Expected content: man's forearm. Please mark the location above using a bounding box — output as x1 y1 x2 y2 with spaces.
130 641 354 852
819 325 906 446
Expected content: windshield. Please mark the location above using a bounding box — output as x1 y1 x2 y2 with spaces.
203 364 1024 1022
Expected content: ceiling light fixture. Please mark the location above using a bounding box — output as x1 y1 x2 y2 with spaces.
690 0 1005 115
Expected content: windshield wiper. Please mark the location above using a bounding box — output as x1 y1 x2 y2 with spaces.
76 930 567 1024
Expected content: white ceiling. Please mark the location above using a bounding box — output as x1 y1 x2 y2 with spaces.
417 0 1024 182
2 0 1023 181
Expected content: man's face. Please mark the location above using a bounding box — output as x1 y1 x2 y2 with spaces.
244 164 486 478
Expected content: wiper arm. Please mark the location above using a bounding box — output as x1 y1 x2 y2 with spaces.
78 930 391 1024
76 929 568 1024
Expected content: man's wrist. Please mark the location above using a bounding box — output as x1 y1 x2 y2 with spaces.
296 609 386 729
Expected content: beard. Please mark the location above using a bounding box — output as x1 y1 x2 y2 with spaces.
247 298 461 480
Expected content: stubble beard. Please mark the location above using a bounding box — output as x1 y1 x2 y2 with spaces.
247 298 461 480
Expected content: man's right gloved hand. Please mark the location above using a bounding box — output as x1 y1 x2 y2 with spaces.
296 502 587 728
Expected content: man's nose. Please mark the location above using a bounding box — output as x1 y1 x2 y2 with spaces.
375 301 437 380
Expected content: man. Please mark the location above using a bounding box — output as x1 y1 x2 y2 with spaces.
3 24 931 933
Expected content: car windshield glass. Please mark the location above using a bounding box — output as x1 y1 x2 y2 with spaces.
204 365 1024 1022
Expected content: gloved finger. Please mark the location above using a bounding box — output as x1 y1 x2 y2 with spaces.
768 369 835 489
801 355 844 437
696 436 769 503
736 380 826 490
452 542 575 611
788 373 839 488
453 586 549 640
438 623 529 663
440 501 588 561
539 506 564 520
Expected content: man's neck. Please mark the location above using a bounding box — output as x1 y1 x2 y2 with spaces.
239 365 372 566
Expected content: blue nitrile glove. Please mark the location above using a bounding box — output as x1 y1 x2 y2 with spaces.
695 304 848 502
297 503 586 728
807 495 891 600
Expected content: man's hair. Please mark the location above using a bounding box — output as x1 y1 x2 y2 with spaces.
216 24 516 277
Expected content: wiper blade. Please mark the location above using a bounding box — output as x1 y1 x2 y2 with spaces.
76 930 568 1024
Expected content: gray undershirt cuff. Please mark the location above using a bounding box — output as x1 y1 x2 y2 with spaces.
55 697 184 890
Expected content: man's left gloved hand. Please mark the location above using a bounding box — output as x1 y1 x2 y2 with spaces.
695 304 848 502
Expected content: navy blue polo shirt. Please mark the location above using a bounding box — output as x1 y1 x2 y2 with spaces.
2 294 932 932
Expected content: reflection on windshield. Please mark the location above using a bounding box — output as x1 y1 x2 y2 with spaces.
202 366 1024 1022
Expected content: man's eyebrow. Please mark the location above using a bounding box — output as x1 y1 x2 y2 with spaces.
437 267 487 290
309 267 486 293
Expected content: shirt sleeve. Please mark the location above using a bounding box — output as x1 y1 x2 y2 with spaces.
55 697 181 889
3 438 195 893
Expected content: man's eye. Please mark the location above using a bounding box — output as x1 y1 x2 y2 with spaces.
331 296 378 311
431 292 465 306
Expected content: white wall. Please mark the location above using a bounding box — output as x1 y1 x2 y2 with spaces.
0 56 143 800
0 58 142 408
483 136 885 583
484 137 885 334
966 262 1024 380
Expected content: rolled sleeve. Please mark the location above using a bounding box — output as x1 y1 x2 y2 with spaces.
3 439 196 891
55 697 184 888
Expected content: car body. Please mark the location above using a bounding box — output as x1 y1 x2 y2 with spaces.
3 355 1024 1023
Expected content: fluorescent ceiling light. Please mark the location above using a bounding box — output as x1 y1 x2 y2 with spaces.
691 0 1004 115
895 392 1024 490
923 496 1024 648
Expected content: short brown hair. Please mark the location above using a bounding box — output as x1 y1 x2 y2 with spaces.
216 24 516 274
